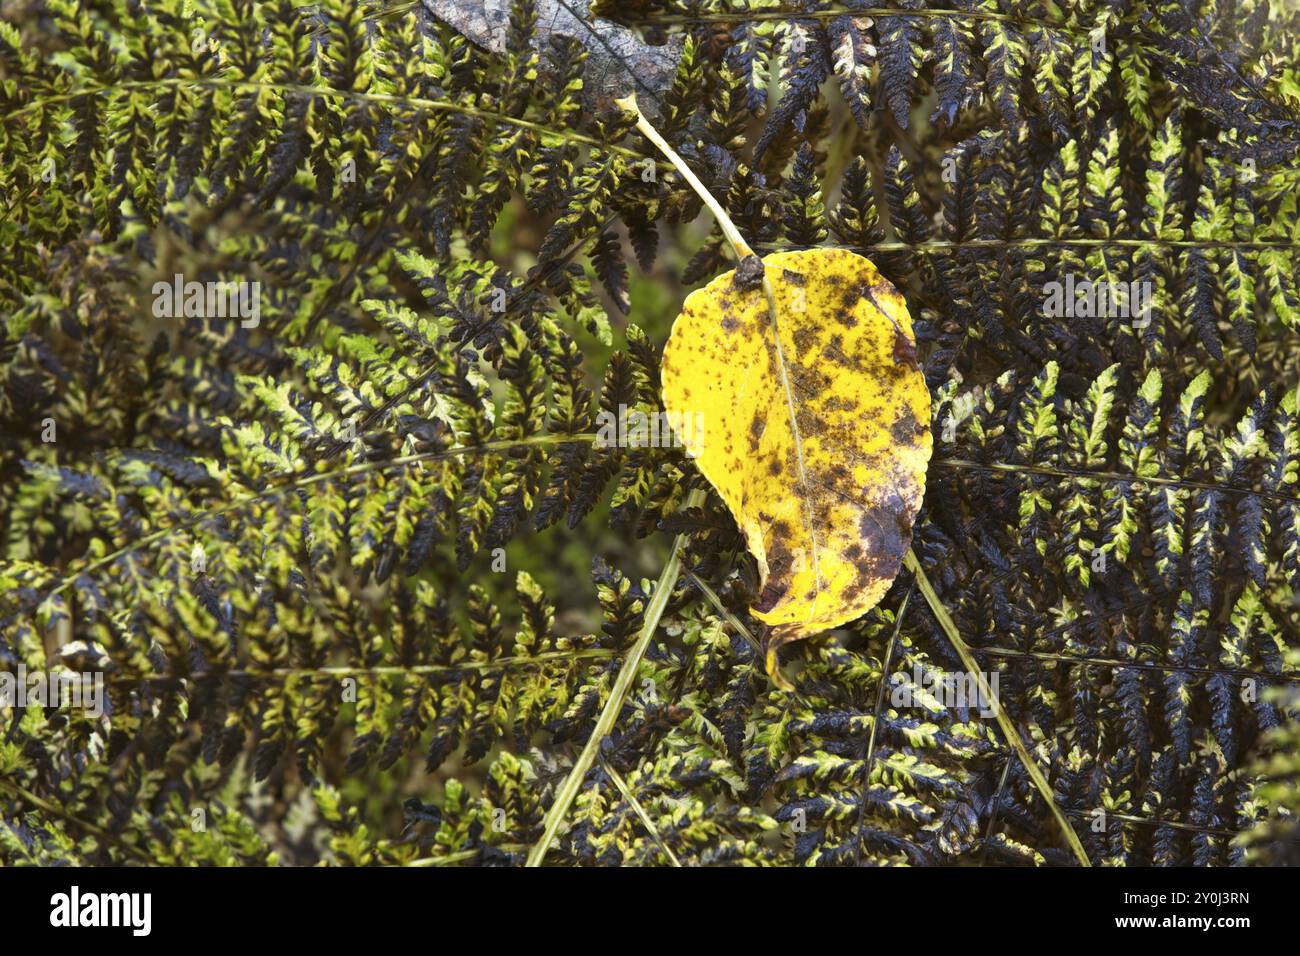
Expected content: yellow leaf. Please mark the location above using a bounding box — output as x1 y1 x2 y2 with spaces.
661 248 931 673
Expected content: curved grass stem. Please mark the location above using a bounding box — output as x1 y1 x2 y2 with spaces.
904 548 1091 866
525 487 706 866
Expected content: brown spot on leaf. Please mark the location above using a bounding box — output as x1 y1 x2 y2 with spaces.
792 326 817 354
836 292 860 326
822 334 854 367
891 406 917 445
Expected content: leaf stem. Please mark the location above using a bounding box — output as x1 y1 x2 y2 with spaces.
525 487 707 866
615 94 753 260
903 548 1091 866
616 93 825 639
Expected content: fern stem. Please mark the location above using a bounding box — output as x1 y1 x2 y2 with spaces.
85 649 619 687
2 78 649 161
80 641 1300 690
932 456 1300 506
373 0 1135 44
762 238 1300 254
1065 810 1240 839
325 214 618 466
977 645 1300 683
13 433 1294 635
13 83 1299 261
800 236 1300 252
903 548 1092 866
0 433 597 630
525 486 706 867
694 563 1299 688
0 778 152 863
981 757 1016 862
629 4 1116 35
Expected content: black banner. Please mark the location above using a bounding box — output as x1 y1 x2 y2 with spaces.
0 865 1273 943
